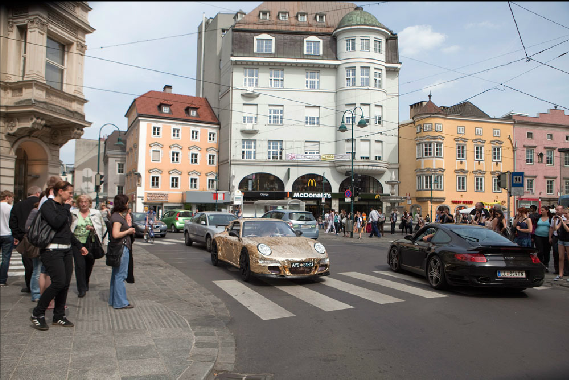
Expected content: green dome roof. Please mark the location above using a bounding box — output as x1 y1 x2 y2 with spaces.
336 7 388 31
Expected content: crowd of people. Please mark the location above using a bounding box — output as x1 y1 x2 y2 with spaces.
0 176 137 331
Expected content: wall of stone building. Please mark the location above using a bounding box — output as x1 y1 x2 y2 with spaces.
74 139 103 198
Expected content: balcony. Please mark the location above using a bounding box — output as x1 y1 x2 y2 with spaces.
335 157 388 175
239 123 259 134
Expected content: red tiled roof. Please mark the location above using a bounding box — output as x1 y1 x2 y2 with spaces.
416 99 443 116
130 91 219 125
234 1 357 33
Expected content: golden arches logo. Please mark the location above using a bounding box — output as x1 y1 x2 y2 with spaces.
307 179 317 187
375 194 380 199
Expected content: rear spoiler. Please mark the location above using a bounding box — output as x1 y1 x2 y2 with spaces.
468 245 538 254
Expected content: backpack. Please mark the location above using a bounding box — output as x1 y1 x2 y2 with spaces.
27 210 56 249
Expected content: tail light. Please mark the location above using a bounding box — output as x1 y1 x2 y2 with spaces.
176 213 179 221
530 254 541 264
455 253 487 263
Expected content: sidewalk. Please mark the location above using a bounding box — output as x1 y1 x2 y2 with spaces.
0 244 235 380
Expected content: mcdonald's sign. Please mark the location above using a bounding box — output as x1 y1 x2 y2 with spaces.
307 179 317 187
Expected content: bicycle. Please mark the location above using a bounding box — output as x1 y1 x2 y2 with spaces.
144 224 155 244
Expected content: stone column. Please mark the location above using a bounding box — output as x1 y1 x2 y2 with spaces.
23 16 48 82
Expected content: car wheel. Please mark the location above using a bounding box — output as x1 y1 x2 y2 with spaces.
388 247 401 272
170 225 177 233
185 231 193 246
427 255 447 290
206 235 212 252
239 251 252 282
162 233 167 238
211 241 219 266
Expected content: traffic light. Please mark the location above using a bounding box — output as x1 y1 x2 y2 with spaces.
498 172 508 189
95 173 105 186
100 174 105 186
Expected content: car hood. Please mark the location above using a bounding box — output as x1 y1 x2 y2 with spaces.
241 237 325 259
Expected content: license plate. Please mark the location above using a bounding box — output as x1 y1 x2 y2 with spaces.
154 227 161 231
291 262 314 268
497 270 526 278
301 225 314 229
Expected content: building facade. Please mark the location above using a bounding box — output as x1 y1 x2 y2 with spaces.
399 96 514 219
508 108 569 208
0 3 94 201
197 2 401 217
124 86 222 215
103 130 126 203
73 138 102 198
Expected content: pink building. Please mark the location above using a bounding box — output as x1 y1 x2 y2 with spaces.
509 108 569 208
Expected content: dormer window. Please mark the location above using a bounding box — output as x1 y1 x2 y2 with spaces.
254 34 275 53
315 13 326 23
186 107 199 117
297 12 307 22
159 104 172 114
259 11 270 20
278 11 288 21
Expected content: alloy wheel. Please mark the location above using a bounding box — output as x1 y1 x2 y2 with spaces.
427 255 446 289
389 247 401 272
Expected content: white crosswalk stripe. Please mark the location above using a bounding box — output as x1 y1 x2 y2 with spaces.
320 278 404 305
373 270 428 285
6 253 25 276
530 286 551 290
213 280 295 320
340 272 446 298
262 278 353 311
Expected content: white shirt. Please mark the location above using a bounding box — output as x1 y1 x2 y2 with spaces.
369 210 380 222
551 215 567 237
0 201 12 236
39 194 54 209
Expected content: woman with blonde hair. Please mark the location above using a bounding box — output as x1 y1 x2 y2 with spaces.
70 194 106 298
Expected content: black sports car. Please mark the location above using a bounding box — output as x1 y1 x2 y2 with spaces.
387 224 545 290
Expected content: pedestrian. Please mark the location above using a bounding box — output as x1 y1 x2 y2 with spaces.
553 207 569 281
425 214 431 223
70 194 106 298
108 194 136 309
390 209 398 234
400 211 408 233
38 176 60 209
549 205 569 276
8 186 42 292
101 203 112 232
326 210 335 234
334 211 340 235
355 211 363 239
492 209 508 236
378 208 385 235
30 181 87 330
0 190 15 287
341 211 348 237
417 214 425 230
534 206 552 272
406 212 413 235
23 201 42 302
368 207 380 238
513 208 533 248
438 206 454 224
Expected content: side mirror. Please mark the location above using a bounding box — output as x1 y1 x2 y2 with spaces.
404 235 413 241
295 230 303 237
229 231 239 238
201 221 206 225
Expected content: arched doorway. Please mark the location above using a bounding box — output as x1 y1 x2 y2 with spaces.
339 175 383 194
13 139 50 202
291 174 332 217
292 174 332 192
338 175 383 215
238 172 284 192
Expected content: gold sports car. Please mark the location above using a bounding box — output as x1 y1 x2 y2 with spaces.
211 218 330 281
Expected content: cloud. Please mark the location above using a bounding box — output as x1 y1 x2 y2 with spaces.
465 21 500 29
441 45 461 54
399 25 446 56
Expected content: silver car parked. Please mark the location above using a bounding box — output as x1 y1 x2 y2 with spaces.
261 210 319 239
184 212 237 252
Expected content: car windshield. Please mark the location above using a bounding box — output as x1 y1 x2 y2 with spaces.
132 213 146 223
288 212 315 221
208 214 237 226
242 221 297 237
451 227 513 245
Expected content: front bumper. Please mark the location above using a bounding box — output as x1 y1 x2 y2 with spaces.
444 264 545 288
251 257 329 277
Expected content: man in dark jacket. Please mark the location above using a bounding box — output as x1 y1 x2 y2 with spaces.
9 186 41 292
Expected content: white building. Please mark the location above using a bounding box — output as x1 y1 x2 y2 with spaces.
197 2 400 217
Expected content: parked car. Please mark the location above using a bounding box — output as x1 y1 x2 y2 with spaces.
131 212 167 238
211 218 330 282
184 212 237 252
387 224 545 291
260 210 319 239
161 210 193 233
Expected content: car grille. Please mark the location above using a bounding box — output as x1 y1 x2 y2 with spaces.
289 267 314 275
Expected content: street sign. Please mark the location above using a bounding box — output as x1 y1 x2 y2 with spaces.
511 187 524 196
345 197 351 203
345 190 352 198
511 172 524 187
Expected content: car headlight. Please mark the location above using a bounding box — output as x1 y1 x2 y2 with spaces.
319 257 329 265
257 243 272 256
314 242 326 254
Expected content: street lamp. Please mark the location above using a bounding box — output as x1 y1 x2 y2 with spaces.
338 107 367 238
95 123 124 208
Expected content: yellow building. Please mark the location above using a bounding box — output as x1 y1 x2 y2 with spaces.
399 95 514 220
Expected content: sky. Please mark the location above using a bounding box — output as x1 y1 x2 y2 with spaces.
60 1 569 165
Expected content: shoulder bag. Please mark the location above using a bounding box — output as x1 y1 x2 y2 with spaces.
16 234 40 258
27 211 56 249
106 238 125 267
86 230 105 260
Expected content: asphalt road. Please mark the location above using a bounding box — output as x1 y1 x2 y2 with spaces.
137 232 569 380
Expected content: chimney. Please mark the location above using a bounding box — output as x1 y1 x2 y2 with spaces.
409 101 427 119
163 85 172 93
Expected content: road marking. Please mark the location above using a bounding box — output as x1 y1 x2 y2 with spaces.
148 241 176 245
320 278 404 305
341 272 446 298
263 279 353 312
373 270 429 285
530 286 550 290
213 280 295 320
8 271 25 276
161 238 184 243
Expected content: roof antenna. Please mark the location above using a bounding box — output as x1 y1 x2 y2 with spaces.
428 91 432 101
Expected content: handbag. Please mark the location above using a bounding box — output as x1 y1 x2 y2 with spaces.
15 234 40 259
86 230 105 260
27 211 56 249
106 239 125 267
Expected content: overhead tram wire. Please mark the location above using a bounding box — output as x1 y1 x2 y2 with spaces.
508 1 529 61
510 2 569 31
528 56 569 76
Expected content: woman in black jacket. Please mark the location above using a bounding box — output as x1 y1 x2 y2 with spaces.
30 181 87 331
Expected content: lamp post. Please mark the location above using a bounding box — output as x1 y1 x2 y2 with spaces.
322 172 325 218
95 123 124 208
215 173 218 212
338 107 367 238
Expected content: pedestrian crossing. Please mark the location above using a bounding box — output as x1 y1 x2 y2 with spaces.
6 253 25 277
133 238 183 246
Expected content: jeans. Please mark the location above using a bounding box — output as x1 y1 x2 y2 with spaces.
515 237 532 248
73 243 95 293
534 235 551 266
30 257 42 301
391 221 396 234
33 248 73 321
0 235 14 284
109 246 130 309
369 221 380 237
